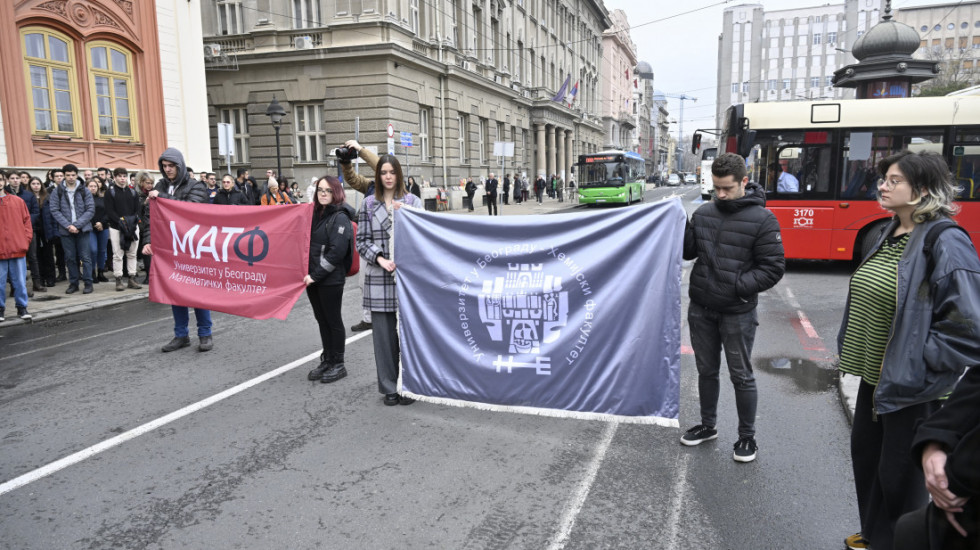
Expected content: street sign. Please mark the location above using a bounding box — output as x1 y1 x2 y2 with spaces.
400 132 413 147
387 123 395 138
493 141 515 157
217 123 235 155
387 138 395 154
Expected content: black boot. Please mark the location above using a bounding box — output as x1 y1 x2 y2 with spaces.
320 352 347 383
97 270 109 283
307 352 331 381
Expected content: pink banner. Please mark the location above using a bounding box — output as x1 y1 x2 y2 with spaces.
148 198 312 320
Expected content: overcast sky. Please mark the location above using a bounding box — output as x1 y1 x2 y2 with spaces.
600 0 959 137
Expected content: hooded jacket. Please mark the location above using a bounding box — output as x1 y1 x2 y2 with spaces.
837 216 980 415
140 148 208 247
308 203 355 287
684 182 785 314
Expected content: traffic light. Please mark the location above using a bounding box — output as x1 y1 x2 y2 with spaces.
691 133 702 155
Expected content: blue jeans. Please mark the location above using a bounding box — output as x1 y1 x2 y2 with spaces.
88 228 109 279
172 305 212 338
0 257 29 309
61 231 92 285
688 302 759 438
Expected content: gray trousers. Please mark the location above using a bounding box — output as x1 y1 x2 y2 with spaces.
371 311 400 394
688 302 759 438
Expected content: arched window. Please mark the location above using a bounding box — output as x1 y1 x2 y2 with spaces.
21 27 80 136
87 41 137 140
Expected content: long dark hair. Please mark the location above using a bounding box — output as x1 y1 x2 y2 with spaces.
30 176 49 207
373 154 407 200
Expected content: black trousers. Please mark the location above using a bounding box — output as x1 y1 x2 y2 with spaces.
487 192 498 215
306 284 345 359
38 238 56 282
25 235 40 282
502 187 509 205
851 380 940 550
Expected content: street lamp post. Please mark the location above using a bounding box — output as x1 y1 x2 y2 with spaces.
266 96 286 180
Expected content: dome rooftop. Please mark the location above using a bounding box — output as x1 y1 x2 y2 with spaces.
851 6 920 61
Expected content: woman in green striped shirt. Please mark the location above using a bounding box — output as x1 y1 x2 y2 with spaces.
839 151 980 550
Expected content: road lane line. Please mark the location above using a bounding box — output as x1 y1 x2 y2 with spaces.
546 420 619 550
0 317 171 361
0 330 373 497
780 285 830 359
666 451 691 547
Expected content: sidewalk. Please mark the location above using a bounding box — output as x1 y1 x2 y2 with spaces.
1 277 149 326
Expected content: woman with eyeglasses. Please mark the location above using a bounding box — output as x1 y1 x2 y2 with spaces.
303 176 355 384
838 150 980 550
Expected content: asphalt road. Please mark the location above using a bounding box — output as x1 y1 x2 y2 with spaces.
0 185 858 549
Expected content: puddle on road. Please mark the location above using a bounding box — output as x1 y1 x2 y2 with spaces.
757 357 837 394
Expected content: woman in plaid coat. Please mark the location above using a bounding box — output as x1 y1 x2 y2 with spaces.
349 147 421 406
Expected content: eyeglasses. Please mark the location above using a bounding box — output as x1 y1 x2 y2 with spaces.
877 178 907 191
316 188 332 195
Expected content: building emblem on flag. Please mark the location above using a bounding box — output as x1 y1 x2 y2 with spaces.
477 263 569 373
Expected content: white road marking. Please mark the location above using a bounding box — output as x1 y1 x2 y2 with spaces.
665 451 691 547
546 420 619 550
0 330 373 497
0 317 171 361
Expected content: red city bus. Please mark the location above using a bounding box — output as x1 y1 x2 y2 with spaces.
714 94 980 260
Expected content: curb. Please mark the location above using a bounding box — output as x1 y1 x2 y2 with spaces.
0 291 150 328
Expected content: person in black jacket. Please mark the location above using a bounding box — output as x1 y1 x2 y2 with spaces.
106 167 142 291
895 366 980 550
85 178 110 284
680 152 785 463
303 175 354 384
213 174 246 205
141 147 214 353
485 173 499 215
464 177 476 211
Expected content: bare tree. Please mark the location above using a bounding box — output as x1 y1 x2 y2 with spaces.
915 45 979 96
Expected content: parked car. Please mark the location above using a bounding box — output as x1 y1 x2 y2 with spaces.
667 173 681 186
684 173 697 184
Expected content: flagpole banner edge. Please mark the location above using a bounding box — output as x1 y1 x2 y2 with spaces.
397 390 680 428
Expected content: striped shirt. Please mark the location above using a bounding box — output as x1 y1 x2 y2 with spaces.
838 233 910 385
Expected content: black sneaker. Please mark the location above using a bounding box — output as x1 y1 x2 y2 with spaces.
350 320 372 332
17 306 32 320
733 436 758 463
0 308 5 322
680 425 718 446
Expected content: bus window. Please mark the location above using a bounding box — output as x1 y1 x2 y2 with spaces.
953 130 980 201
748 133 832 196
840 129 944 200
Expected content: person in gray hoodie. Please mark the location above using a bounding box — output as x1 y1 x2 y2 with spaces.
141 148 214 353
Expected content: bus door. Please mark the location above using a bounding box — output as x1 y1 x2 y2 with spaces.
752 133 836 259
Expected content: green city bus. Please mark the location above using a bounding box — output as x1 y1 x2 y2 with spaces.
575 150 646 205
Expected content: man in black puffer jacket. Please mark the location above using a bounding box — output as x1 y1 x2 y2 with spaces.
680 152 785 464
140 147 214 353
